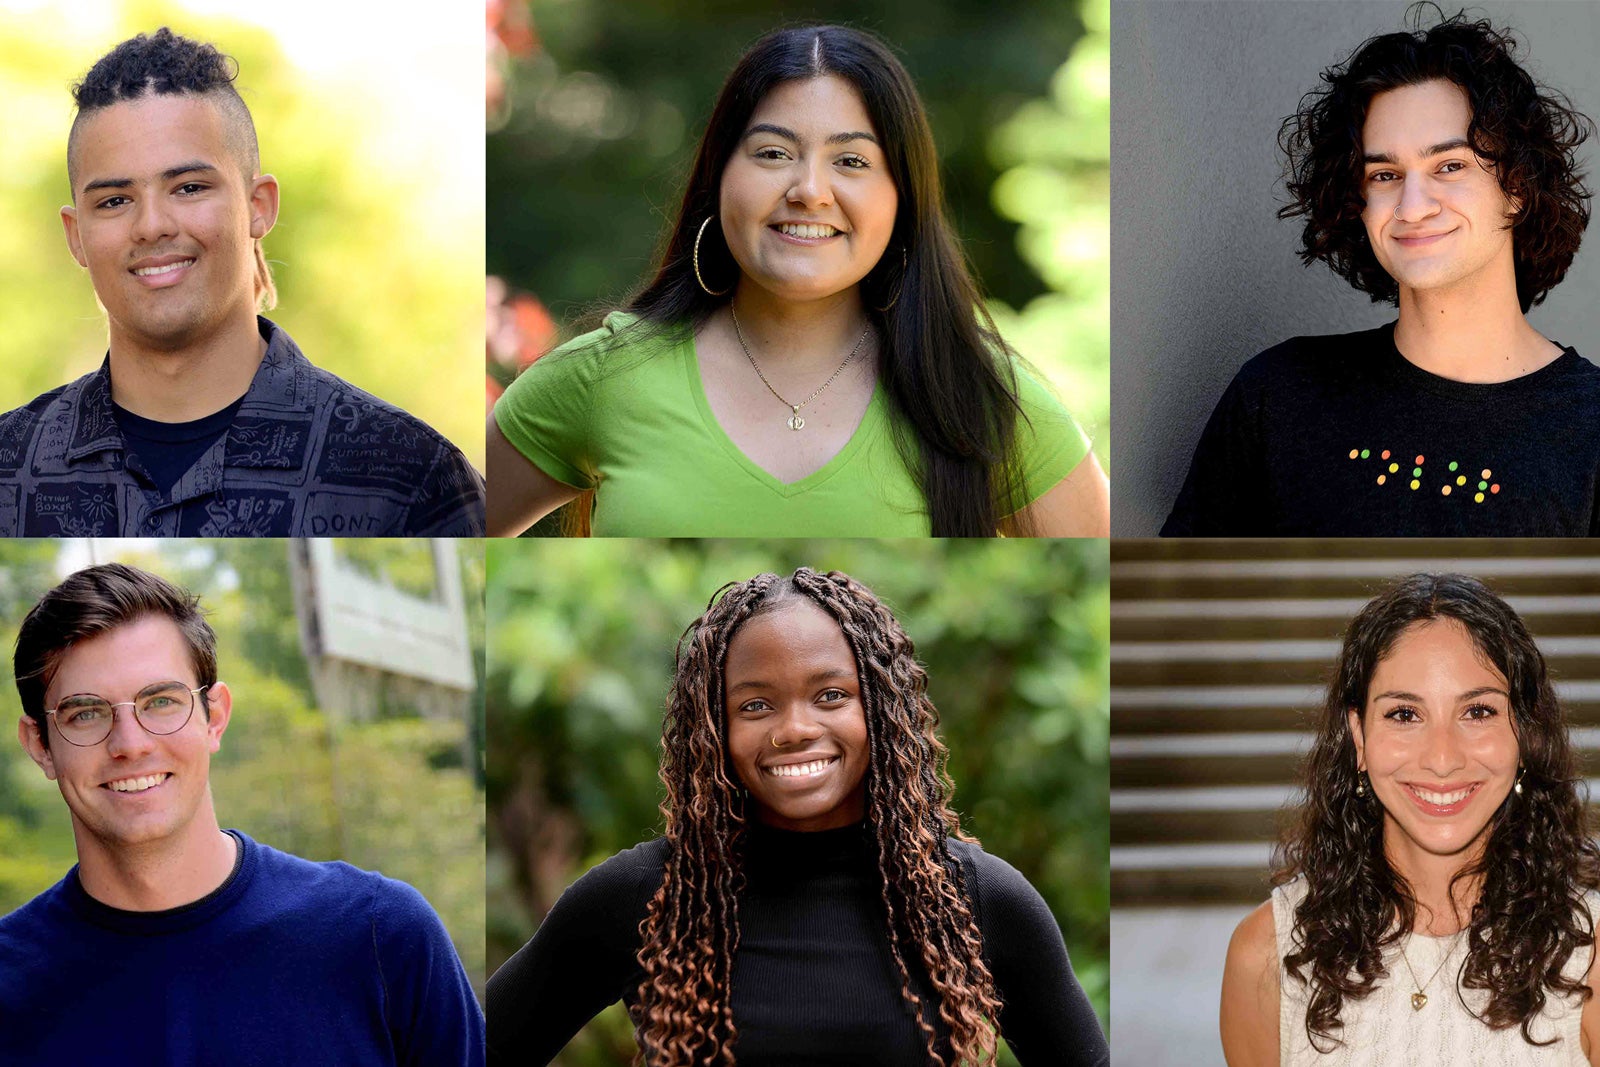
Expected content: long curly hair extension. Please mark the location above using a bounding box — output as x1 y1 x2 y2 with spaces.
1277 4 1594 312
631 568 1003 1066
1273 573 1600 1051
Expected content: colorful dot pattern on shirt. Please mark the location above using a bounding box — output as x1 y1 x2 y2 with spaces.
1348 449 1503 505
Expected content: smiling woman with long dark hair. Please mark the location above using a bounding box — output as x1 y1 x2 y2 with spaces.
1220 574 1600 1065
487 25 1108 537
486 568 1107 1066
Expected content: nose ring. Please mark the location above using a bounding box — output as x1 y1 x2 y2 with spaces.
770 736 781 748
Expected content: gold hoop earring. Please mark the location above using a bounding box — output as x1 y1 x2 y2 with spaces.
873 248 907 313
694 216 731 297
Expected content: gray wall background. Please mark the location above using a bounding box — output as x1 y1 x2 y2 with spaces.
1111 2 1600 536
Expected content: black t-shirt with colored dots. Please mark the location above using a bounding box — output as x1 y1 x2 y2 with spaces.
1161 323 1600 536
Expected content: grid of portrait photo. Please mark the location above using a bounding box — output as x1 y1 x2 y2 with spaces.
4 2 1600 1065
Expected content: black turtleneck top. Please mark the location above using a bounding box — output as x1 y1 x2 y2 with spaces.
486 822 1108 1066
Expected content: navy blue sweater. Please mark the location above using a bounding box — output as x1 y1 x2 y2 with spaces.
0 831 485 1066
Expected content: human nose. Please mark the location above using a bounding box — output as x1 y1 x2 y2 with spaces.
786 155 834 209
128 192 179 244
1418 721 1466 778
1393 174 1441 225
770 702 825 747
104 703 156 757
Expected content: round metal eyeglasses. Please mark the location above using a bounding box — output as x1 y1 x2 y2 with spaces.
43 683 210 747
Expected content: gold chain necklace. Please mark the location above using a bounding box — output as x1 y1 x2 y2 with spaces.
1397 928 1466 1010
730 305 870 431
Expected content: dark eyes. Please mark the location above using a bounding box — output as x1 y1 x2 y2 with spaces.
736 689 851 714
1367 160 1468 184
1381 703 1500 722
753 147 871 169
94 183 208 210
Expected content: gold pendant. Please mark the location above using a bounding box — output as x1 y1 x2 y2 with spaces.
1410 992 1427 1011
787 412 805 431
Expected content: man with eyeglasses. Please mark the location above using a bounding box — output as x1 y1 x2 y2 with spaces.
0 563 485 1065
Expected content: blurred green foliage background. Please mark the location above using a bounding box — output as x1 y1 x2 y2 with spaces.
487 0 1109 468
0 1 483 468
487 538 1109 1065
0 539 487 998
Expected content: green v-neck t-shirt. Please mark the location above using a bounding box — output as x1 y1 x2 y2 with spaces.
494 312 1091 536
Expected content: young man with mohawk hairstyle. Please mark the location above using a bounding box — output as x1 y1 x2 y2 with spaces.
0 28 484 536
0 563 485 1064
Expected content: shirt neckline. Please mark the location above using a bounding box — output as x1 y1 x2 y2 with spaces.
683 322 886 498
113 394 247 444
64 829 255 936
1380 320 1580 401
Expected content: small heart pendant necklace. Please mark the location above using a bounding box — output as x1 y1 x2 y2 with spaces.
1398 928 1466 1011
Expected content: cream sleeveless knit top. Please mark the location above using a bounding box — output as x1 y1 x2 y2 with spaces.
1272 879 1595 1066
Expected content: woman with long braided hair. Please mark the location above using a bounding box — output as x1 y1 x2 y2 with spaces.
487 567 1106 1066
1221 574 1600 1065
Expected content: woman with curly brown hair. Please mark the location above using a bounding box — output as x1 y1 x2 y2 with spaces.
1221 573 1600 1065
486 568 1106 1066
1163 8 1600 537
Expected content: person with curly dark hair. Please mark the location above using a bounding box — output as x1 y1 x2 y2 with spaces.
1163 8 1600 537
1220 573 1600 1065
0 28 485 536
486 568 1107 1066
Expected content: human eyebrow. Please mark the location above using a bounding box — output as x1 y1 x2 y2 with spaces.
1362 139 1472 166
1423 138 1472 157
805 668 855 685
745 123 798 142
81 162 219 197
81 176 134 195
743 124 879 147
163 162 219 180
1371 686 1508 703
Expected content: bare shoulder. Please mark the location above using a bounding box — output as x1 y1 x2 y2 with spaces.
1227 900 1278 973
1220 900 1280 1067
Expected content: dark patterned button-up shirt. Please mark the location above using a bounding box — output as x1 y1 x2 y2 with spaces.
0 319 485 536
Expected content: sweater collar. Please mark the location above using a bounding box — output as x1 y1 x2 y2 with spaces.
63 829 256 936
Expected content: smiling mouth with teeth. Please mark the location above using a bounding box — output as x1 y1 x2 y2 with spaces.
105 772 171 793
1406 782 1480 807
131 259 195 277
764 757 838 779
775 223 840 239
